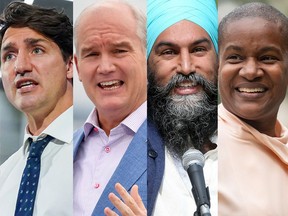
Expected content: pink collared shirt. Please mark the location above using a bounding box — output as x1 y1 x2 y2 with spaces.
73 101 147 216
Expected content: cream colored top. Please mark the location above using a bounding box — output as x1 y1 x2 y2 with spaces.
218 104 288 216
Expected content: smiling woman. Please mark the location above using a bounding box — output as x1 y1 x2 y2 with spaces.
218 2 288 215
219 16 288 135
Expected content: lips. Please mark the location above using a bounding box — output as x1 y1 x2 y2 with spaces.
15 79 38 89
174 80 200 95
237 87 265 93
176 80 198 88
236 82 268 94
98 80 124 90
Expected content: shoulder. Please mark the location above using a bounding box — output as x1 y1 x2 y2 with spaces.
0 147 24 181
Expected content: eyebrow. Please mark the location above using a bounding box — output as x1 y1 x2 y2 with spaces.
154 37 211 52
80 41 134 55
2 38 48 52
223 44 281 54
222 45 243 52
259 46 282 54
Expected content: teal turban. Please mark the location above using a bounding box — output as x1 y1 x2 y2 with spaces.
147 0 218 57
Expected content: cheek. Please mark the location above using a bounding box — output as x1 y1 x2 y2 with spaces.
153 61 175 86
200 56 218 81
78 63 95 82
219 67 234 94
1 72 14 90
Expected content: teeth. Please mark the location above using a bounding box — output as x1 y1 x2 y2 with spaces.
99 80 122 90
20 81 34 88
177 81 197 88
100 80 120 87
238 88 265 93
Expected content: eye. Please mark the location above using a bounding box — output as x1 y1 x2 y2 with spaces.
32 47 44 55
161 49 176 56
114 49 128 54
260 55 278 63
3 53 16 62
226 54 243 63
84 52 100 58
192 47 206 53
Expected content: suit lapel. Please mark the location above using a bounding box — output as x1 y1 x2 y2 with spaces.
147 120 165 215
92 120 147 215
73 128 85 159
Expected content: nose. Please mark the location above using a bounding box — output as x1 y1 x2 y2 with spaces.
239 58 263 81
178 49 195 75
96 54 116 74
14 51 32 75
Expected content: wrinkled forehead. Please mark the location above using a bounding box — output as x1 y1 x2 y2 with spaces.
75 3 138 47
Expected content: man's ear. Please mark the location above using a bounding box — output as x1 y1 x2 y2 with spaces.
74 54 82 82
66 56 73 79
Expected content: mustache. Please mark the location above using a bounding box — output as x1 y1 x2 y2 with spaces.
149 72 217 98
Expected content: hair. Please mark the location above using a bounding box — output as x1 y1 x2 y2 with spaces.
219 2 288 52
74 0 146 54
0 1 73 62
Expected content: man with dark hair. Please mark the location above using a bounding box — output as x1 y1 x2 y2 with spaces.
147 0 218 215
218 2 288 215
0 2 73 215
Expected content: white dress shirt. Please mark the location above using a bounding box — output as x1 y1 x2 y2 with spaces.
153 147 218 216
0 107 73 216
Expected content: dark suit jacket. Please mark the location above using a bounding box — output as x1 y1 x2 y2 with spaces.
74 120 147 216
147 120 165 216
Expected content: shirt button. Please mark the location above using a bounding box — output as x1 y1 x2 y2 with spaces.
94 183 100 189
93 127 98 132
105 146 111 153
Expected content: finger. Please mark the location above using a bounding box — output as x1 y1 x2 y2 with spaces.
108 192 133 216
104 207 118 216
130 185 146 211
115 183 140 213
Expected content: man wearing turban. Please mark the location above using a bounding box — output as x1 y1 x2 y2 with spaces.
147 0 218 215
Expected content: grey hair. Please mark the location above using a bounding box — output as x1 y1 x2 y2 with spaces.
74 0 146 55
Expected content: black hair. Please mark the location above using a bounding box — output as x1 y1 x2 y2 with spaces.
219 2 288 52
0 1 72 62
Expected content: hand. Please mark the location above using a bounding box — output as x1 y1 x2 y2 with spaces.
104 183 147 216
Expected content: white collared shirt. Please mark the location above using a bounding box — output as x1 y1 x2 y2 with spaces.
153 147 218 216
0 107 73 216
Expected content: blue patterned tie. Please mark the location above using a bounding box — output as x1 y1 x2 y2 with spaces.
14 135 54 216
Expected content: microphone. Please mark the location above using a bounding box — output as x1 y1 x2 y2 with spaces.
182 149 211 216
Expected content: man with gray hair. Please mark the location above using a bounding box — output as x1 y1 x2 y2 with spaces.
73 1 147 215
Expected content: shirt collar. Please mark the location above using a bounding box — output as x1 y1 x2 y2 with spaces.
23 106 73 153
83 101 147 139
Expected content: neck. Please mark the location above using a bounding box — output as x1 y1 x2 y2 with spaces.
200 139 217 154
241 117 278 137
26 104 72 136
26 86 72 136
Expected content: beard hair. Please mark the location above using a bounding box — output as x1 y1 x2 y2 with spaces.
148 69 218 159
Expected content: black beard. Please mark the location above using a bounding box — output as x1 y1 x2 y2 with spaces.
148 69 218 159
